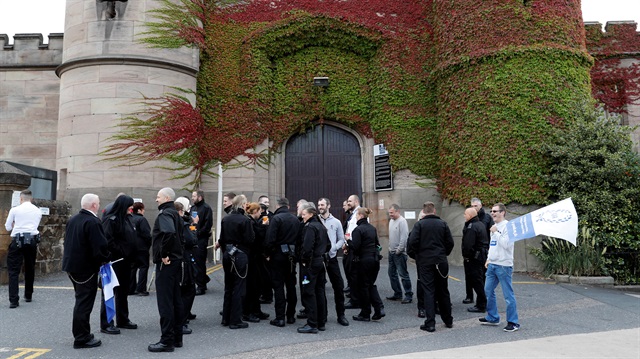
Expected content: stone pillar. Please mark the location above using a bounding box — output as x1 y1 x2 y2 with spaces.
0 161 31 284
56 0 199 212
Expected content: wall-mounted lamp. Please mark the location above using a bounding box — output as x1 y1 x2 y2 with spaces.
313 77 329 87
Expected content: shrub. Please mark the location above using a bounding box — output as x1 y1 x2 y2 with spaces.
530 227 607 277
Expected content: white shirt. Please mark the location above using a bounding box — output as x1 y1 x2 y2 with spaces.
487 219 514 267
5 201 42 236
346 206 361 236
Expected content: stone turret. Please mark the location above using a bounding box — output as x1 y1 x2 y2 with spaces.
56 0 199 208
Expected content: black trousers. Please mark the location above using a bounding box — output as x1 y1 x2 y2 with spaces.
258 256 273 301
269 256 297 320
300 260 326 328
418 262 453 327
326 256 346 317
243 253 262 316
222 251 248 325
155 261 184 345
343 250 359 304
464 258 487 309
101 259 132 327
180 282 196 326
195 238 210 289
68 272 99 343
416 262 424 310
356 257 383 317
130 249 150 293
7 241 37 304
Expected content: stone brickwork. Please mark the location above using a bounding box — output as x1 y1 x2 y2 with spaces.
0 34 63 171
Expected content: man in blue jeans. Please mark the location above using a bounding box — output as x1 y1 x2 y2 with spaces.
386 204 413 304
479 203 520 332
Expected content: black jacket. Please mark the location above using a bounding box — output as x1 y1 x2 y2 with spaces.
300 216 330 264
130 213 152 252
265 206 301 258
408 214 454 266
477 208 494 238
62 209 110 274
250 216 269 256
192 199 213 240
461 216 489 261
152 201 184 263
219 209 254 253
348 218 380 260
102 213 136 261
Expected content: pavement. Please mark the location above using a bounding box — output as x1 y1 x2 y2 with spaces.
0 260 638 359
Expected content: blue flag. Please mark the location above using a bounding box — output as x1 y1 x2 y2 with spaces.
100 263 120 324
505 198 578 245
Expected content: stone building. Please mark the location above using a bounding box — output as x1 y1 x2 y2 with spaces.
1 0 639 272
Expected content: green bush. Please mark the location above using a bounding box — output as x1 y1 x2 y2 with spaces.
530 227 607 277
543 106 640 283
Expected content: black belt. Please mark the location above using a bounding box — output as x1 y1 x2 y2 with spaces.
12 233 40 248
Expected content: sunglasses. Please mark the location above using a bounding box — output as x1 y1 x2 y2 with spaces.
490 210 503 213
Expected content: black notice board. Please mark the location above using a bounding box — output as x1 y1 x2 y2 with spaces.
374 154 393 191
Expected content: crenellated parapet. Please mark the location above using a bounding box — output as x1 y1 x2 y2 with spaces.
585 21 640 58
0 33 64 69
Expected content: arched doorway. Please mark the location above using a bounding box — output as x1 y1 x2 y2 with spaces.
285 124 362 219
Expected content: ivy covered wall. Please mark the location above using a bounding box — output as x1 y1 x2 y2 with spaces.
108 0 599 205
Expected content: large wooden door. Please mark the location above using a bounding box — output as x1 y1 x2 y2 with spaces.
285 124 361 219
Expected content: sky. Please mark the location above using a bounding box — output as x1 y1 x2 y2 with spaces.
0 0 639 44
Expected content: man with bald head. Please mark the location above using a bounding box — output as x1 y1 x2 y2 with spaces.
461 207 489 313
149 187 185 352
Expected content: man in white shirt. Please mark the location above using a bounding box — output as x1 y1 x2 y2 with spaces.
317 198 349 326
386 204 413 303
4 190 43 308
479 203 520 332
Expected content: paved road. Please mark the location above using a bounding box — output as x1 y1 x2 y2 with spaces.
1 261 638 359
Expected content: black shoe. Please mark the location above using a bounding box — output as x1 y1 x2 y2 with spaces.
137 291 150 296
318 324 326 331
386 295 402 301
148 342 174 352
187 313 197 320
270 319 285 327
242 314 260 323
195 288 206 296
445 321 453 328
255 312 270 320
182 325 192 334
462 298 473 304
9 302 18 309
297 324 318 334
117 321 138 329
418 309 426 318
221 320 229 326
467 306 486 313
296 310 308 319
372 308 386 321
344 301 360 309
25 297 32 302
420 324 436 332
352 315 370 322
74 338 102 349
401 297 413 304
229 322 249 329
175 341 183 348
101 325 121 335
337 315 349 326
286 317 296 324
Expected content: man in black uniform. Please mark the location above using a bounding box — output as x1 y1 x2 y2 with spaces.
191 190 213 295
257 195 274 304
408 201 454 332
265 197 301 327
148 187 184 353
462 207 489 313
62 193 109 349
465 197 494 304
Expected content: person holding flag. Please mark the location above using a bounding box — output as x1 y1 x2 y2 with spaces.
62 194 109 349
479 203 520 332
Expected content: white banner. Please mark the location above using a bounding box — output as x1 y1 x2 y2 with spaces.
505 198 578 245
